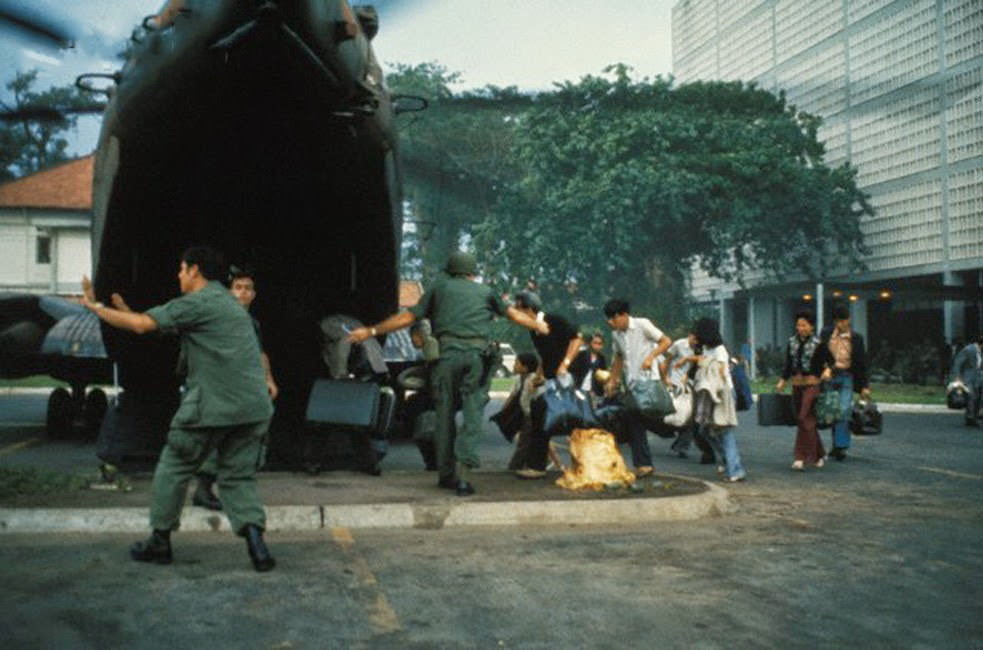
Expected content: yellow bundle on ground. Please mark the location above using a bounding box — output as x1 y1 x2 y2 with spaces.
555 428 636 491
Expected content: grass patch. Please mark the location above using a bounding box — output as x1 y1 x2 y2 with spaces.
491 377 515 392
0 376 68 389
0 467 88 500
751 376 944 404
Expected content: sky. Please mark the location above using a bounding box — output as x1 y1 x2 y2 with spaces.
0 0 677 156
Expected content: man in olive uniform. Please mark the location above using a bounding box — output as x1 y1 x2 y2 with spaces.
348 251 548 495
81 246 276 572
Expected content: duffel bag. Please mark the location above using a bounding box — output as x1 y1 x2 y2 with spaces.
625 371 676 421
532 375 596 437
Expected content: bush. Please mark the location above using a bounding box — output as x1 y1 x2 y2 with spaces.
868 340 943 386
755 344 785 378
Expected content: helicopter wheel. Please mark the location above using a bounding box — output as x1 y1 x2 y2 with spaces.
46 387 74 439
83 388 109 441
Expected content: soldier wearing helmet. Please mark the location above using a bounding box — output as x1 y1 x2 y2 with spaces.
348 251 548 495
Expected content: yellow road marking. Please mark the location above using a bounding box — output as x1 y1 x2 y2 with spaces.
917 466 983 481
331 527 400 633
0 437 41 457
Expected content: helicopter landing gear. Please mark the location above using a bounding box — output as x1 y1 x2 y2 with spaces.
45 384 108 440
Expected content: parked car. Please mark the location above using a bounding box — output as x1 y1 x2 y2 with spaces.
497 343 517 376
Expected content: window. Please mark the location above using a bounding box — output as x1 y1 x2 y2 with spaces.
36 235 51 264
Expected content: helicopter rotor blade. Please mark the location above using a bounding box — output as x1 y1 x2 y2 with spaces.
0 5 74 48
0 104 107 122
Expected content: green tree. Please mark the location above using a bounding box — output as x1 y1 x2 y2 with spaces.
474 66 872 327
0 70 91 180
387 62 530 283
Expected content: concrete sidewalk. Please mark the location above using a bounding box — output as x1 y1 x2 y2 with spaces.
0 470 733 534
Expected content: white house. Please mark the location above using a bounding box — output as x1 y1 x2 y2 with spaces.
0 156 94 295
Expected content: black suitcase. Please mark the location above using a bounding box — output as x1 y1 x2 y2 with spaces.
306 378 382 430
757 393 796 426
304 379 393 473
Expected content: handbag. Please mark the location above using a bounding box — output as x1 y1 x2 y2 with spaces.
815 383 842 429
663 386 693 428
490 389 524 442
711 385 738 428
532 375 596 437
625 371 676 421
850 400 882 436
946 381 968 410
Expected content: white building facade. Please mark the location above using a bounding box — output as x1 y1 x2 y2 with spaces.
0 157 94 295
672 0 982 366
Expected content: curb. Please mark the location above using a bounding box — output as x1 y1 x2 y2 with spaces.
0 477 732 534
2 387 954 413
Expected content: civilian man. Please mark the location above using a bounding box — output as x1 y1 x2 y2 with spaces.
603 298 672 477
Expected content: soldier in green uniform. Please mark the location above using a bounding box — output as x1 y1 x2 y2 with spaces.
81 246 276 571
348 251 548 495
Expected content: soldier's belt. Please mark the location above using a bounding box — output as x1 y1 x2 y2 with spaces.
439 335 488 348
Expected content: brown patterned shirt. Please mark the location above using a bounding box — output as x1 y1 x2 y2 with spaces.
829 330 852 370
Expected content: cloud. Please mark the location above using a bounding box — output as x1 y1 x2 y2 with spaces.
22 48 63 66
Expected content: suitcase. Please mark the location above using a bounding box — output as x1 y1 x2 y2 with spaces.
304 378 393 473
757 393 796 426
306 378 382 430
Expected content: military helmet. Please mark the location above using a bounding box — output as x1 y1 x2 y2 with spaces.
445 251 477 276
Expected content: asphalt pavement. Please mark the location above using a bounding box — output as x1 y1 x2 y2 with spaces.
1 391 981 648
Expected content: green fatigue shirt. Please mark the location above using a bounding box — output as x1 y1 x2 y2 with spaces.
409 276 508 351
146 281 273 428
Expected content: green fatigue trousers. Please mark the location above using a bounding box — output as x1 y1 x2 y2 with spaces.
431 347 489 482
196 432 268 477
149 419 270 534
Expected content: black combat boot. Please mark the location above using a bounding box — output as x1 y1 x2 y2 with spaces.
455 462 475 496
243 524 276 572
192 474 222 511
130 529 173 565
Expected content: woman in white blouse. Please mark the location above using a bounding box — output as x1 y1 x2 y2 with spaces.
691 317 746 482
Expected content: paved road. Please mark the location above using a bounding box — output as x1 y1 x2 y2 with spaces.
1 394 982 648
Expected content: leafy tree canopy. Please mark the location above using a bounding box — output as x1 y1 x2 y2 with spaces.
0 70 93 181
473 65 872 324
387 62 532 282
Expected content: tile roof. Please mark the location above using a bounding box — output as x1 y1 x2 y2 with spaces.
0 156 94 210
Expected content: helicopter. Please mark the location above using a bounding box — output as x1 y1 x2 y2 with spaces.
1 0 428 471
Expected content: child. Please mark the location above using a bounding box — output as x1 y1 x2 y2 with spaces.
507 352 543 473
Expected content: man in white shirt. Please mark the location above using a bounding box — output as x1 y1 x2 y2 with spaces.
603 298 672 477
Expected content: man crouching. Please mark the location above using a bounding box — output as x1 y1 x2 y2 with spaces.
81 245 275 572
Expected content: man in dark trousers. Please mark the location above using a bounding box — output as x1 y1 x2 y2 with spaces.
950 334 983 426
511 290 583 478
812 303 871 460
347 251 548 495
81 245 276 571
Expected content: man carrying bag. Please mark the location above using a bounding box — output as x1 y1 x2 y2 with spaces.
603 298 673 477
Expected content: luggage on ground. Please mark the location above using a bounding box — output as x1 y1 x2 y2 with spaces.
757 393 797 426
